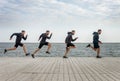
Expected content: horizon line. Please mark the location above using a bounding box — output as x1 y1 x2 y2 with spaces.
0 42 120 44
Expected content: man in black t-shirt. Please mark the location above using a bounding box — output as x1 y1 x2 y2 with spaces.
4 30 30 56
86 29 102 58
63 30 78 58
31 30 52 58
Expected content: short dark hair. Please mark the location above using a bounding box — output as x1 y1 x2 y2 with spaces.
22 30 25 32
98 29 102 32
72 30 75 32
46 30 50 32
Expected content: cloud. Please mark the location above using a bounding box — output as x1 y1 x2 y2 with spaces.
57 0 120 18
0 0 120 24
0 0 120 19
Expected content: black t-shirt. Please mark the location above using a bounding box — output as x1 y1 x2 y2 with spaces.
10 33 27 43
93 32 99 43
65 32 76 43
39 33 52 43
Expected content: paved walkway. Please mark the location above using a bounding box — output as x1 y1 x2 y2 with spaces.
0 57 120 81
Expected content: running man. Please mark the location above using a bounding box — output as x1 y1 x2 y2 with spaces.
4 30 30 56
31 30 52 58
63 30 78 58
86 29 102 58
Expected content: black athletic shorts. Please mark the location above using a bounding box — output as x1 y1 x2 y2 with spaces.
38 42 49 49
93 43 100 48
14 43 24 48
66 43 75 47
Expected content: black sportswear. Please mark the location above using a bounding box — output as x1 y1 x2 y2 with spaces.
38 33 52 49
65 32 77 43
93 32 100 48
10 33 27 48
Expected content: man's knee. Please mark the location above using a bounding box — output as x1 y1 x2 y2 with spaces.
94 48 97 51
22 44 25 47
48 43 51 47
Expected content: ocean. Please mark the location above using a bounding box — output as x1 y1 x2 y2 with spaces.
0 43 120 57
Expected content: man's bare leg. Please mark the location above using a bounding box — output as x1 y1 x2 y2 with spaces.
23 45 27 54
86 44 97 51
4 47 16 54
64 47 71 57
63 46 75 58
33 48 40 55
87 44 101 58
96 48 101 58
46 43 51 54
7 47 17 51
22 45 30 56
31 48 40 58
97 48 100 56
90 45 97 51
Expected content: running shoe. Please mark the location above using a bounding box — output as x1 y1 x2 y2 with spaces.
46 51 51 54
86 44 91 48
4 49 7 54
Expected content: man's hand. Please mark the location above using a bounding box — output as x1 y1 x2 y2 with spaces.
25 34 28 36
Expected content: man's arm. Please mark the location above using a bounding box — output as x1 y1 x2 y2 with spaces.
22 35 28 40
10 33 17 40
96 35 102 44
38 34 43 41
72 36 78 41
47 33 52 39
94 34 100 43
97 34 102 44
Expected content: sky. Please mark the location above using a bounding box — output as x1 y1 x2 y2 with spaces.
0 0 120 43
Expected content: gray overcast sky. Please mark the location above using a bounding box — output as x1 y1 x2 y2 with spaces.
0 0 120 43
